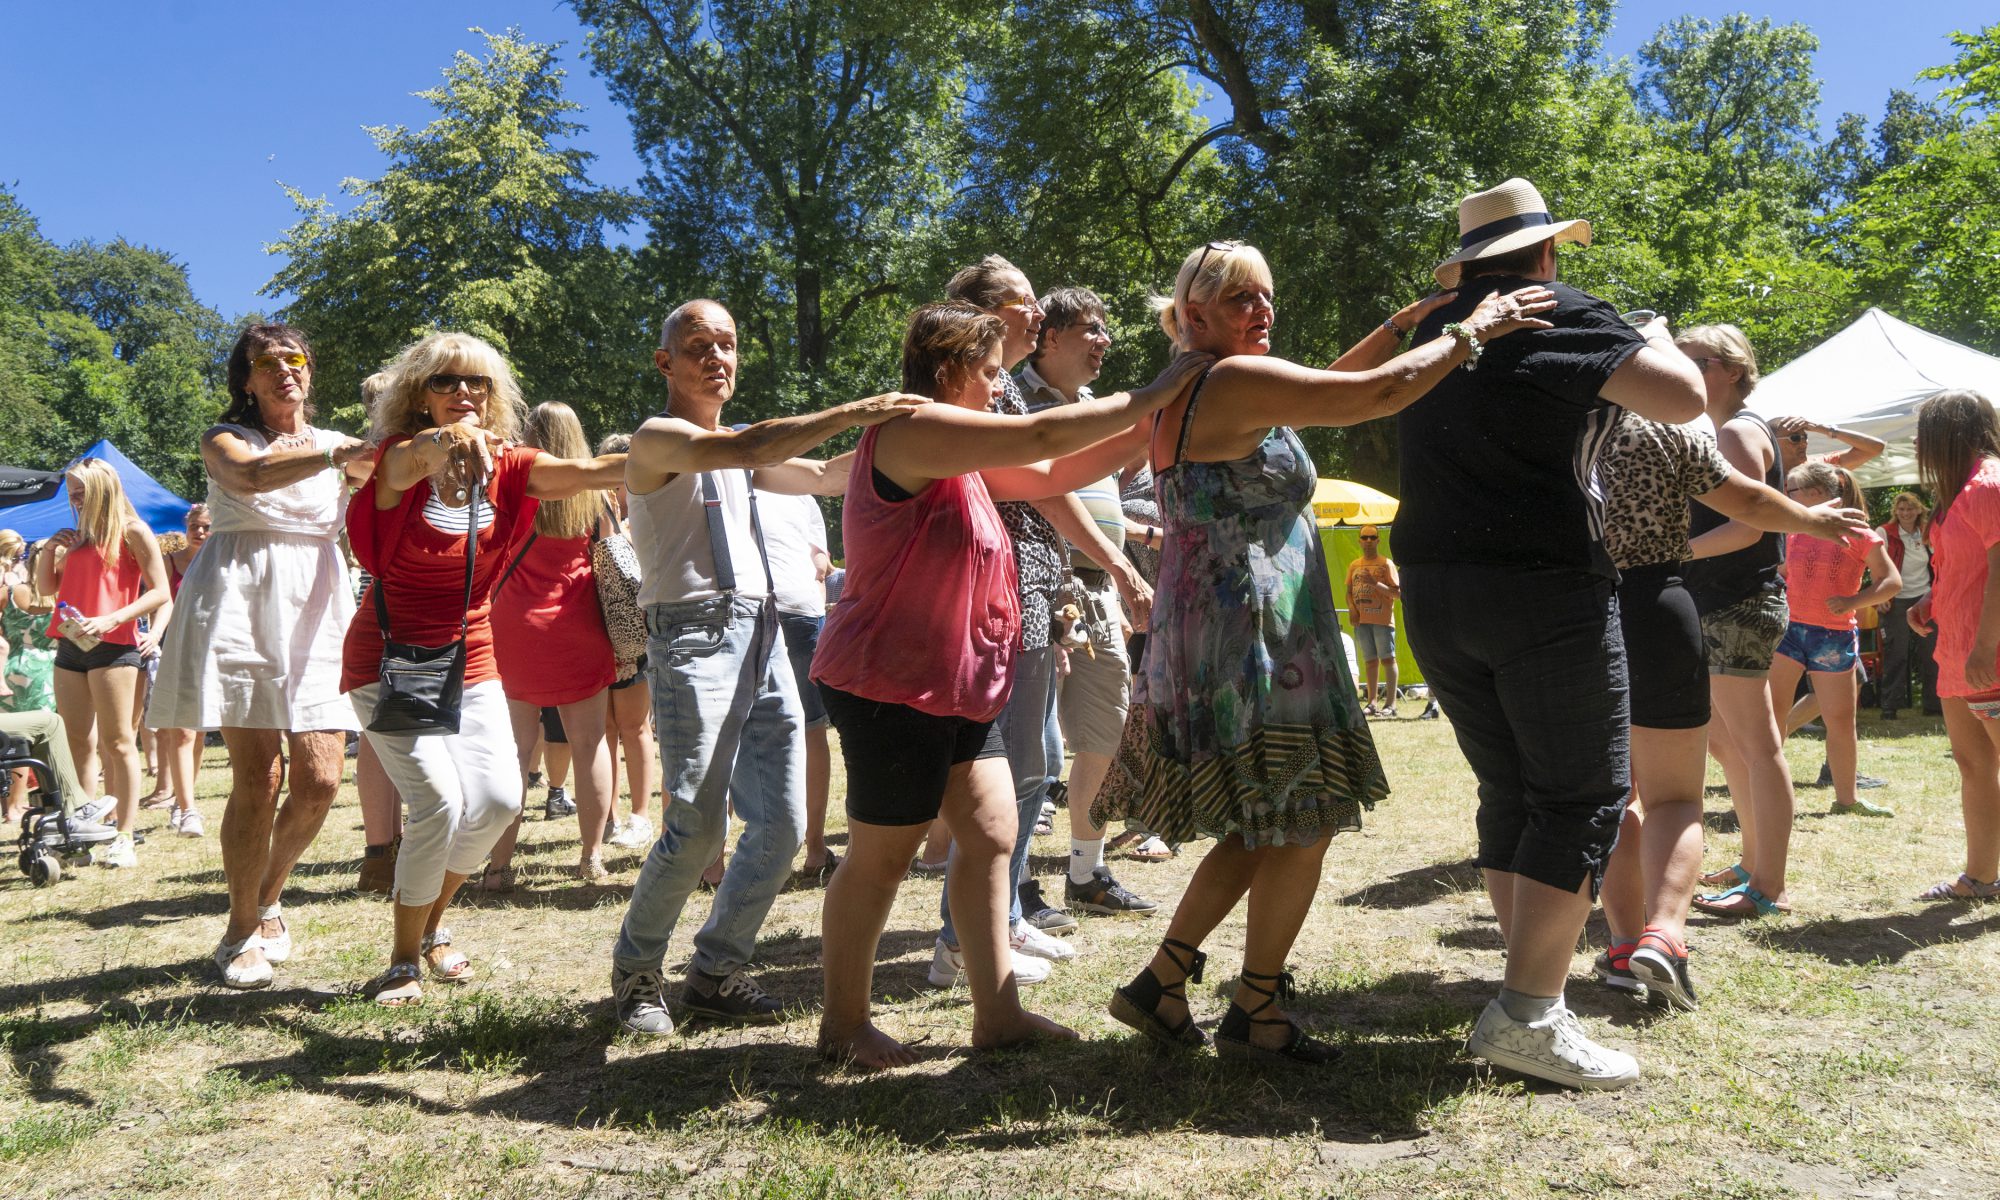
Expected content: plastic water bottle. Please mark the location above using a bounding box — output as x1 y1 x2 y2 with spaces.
55 602 102 652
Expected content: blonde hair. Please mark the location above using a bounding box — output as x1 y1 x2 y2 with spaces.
0 529 23 566
65 459 140 569
1891 490 1930 522
368 332 526 444
1152 241 1275 350
524 402 602 539
944 255 1026 310
1787 461 1861 510
1677 324 1760 399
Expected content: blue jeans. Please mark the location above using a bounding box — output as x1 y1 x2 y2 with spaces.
613 594 804 977
939 644 1055 946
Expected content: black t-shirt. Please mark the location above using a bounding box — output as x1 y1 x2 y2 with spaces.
1396 276 1645 579
1681 410 1785 609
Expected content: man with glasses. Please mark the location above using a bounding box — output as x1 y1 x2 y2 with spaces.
1344 526 1402 716
608 299 924 1036
1015 286 1162 927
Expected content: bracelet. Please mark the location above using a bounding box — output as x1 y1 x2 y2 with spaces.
1380 317 1409 340
1442 322 1483 370
1147 525 1159 547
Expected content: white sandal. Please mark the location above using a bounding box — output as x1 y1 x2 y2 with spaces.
258 903 292 963
369 961 424 1007
422 927 471 983
214 934 272 990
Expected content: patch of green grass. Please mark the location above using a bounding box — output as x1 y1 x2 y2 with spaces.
0 1103 113 1161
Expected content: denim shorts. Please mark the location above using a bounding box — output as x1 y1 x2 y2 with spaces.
1775 622 1858 673
779 612 827 728
1352 622 1396 662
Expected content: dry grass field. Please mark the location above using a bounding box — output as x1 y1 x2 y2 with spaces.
4 714 1997 1199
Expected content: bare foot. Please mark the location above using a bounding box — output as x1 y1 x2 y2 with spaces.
819 1020 919 1070
971 1008 1078 1052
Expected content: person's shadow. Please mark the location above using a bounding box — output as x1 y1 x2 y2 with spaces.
1747 904 2000 966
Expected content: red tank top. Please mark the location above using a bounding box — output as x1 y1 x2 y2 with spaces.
810 425 1020 721
51 541 145 647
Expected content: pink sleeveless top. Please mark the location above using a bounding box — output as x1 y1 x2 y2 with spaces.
811 425 1021 720
50 541 146 647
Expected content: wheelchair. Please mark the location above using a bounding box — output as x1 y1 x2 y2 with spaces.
7 731 118 885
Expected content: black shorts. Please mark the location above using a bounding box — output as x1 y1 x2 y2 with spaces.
54 639 143 673
609 653 649 691
1617 563 1708 730
1402 563 1631 897
539 706 567 745
820 682 1006 826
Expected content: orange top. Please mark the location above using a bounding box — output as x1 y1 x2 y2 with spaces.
50 541 145 647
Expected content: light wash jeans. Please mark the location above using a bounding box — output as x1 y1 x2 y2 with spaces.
613 594 804 977
939 644 1055 947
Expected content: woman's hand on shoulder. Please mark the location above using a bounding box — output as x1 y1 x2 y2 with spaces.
1132 350 1217 407
1805 500 1871 541
1464 286 1557 343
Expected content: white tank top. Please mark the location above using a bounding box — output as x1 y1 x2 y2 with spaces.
203 425 347 540
629 468 769 605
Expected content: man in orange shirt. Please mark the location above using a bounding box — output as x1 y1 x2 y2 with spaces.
1345 525 1401 716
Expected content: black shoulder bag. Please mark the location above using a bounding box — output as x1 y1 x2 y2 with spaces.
368 486 482 736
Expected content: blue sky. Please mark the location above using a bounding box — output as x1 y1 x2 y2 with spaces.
0 1 1989 319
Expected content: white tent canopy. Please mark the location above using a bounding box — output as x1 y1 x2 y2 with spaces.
1745 308 2000 487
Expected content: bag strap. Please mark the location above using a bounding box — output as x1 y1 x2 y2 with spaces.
495 531 539 595
373 484 483 642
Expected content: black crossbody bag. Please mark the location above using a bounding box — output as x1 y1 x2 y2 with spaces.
368 486 482 736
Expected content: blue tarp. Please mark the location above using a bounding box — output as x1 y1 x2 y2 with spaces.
0 441 192 541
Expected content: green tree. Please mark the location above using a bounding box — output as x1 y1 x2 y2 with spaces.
1636 14 1822 192
267 28 655 437
571 0 986 414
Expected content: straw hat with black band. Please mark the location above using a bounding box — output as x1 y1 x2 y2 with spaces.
1433 178 1591 289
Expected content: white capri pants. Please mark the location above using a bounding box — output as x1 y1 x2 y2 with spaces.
349 680 522 907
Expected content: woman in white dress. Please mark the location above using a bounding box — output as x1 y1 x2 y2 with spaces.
149 323 375 989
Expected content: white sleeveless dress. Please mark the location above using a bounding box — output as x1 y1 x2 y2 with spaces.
148 425 358 732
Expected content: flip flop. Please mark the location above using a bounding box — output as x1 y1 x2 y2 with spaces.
1127 836 1175 863
1698 862 1749 890
1691 883 1785 919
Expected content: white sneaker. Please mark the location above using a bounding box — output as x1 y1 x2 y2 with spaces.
167 807 185 833
176 808 205 837
1011 921 1078 962
93 834 137 869
73 797 113 825
609 814 654 849
1465 998 1639 1090
603 816 620 842
927 936 1051 988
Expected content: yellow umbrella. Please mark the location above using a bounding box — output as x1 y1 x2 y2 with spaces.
1312 478 1400 526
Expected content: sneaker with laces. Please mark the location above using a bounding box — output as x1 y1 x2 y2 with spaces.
680 967 786 1024
1065 866 1161 916
1628 929 1699 1011
1011 921 1078 961
1018 880 1079 932
72 796 114 825
927 936 1051 987
167 807 186 834
603 815 619 842
1466 998 1639 1090
544 786 575 819
611 965 675 1035
93 834 137 869
177 808 205 838
609 814 654 849
1591 943 1644 996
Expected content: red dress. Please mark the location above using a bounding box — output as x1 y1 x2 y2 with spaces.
491 530 616 706
341 443 541 693
1930 457 2000 699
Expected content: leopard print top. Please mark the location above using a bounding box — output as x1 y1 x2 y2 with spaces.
1597 409 1732 571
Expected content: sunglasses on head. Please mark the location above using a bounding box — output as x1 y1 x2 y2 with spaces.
1191 240 1238 280
425 373 492 396
250 352 308 373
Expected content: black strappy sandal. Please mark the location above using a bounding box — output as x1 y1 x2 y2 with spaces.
1214 968 1341 1066
1108 937 1210 1049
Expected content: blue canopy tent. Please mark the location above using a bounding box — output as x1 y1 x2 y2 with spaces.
0 441 192 541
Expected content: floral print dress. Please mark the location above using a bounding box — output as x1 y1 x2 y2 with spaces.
1 587 57 712
1095 373 1387 847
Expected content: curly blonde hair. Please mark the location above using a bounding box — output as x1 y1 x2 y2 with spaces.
368 332 526 444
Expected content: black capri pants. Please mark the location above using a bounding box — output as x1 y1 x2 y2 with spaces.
1401 563 1631 896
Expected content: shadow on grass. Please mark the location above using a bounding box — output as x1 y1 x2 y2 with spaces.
1335 858 1481 909
1747 903 2000 965
16 885 354 930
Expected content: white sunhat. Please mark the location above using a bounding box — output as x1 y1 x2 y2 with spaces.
1433 177 1592 289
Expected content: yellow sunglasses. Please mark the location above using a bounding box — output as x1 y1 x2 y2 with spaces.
250 352 309 373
